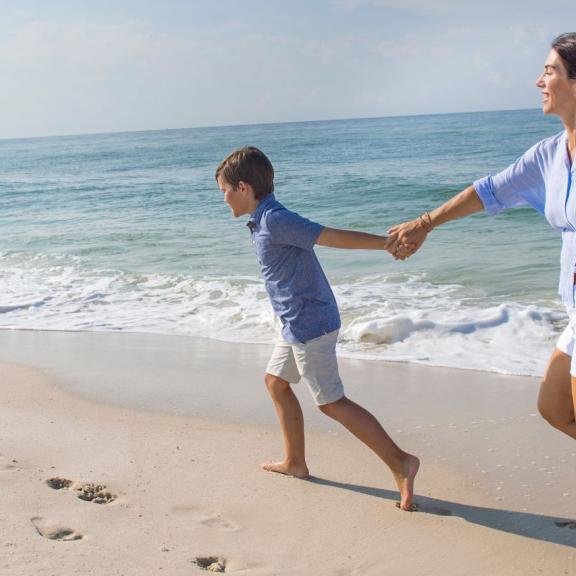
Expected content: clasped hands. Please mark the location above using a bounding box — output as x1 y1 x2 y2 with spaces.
384 215 431 260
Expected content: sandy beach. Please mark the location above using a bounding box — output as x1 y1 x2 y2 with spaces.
0 330 575 575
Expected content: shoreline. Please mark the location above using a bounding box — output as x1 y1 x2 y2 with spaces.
0 330 575 574
0 322 560 378
0 328 544 424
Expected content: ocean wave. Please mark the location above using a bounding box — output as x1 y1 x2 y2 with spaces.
0 251 566 377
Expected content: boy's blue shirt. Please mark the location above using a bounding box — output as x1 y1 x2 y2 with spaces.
247 193 341 344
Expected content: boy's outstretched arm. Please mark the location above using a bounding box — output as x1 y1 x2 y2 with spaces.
316 227 396 252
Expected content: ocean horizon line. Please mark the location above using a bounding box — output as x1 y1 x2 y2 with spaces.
0 106 542 144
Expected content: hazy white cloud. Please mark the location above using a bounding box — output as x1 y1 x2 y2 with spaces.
334 0 574 11
9 9 31 19
351 24 565 125
0 21 374 137
0 10 567 138
334 0 458 9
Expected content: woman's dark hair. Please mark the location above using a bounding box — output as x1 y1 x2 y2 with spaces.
552 33 576 80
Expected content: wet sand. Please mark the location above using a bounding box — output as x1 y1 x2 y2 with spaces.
0 331 574 575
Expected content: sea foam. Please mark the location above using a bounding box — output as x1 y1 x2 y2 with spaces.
0 251 565 377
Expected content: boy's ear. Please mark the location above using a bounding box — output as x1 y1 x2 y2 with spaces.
238 181 254 197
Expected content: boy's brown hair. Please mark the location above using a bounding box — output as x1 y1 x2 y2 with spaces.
215 146 274 200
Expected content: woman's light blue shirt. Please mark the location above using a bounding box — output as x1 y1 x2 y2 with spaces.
473 130 576 306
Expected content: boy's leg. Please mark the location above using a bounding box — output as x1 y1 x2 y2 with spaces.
293 330 419 510
262 373 309 478
319 397 419 510
263 339 309 478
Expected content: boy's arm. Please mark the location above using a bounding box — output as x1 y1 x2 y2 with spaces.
316 227 395 252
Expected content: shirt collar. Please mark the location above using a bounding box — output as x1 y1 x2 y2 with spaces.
247 193 276 230
563 131 576 173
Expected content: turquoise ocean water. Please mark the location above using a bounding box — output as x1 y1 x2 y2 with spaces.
0 109 568 375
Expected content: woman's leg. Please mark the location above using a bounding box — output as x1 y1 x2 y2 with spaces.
537 347 576 439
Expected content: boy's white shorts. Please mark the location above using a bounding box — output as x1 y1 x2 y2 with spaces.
557 306 576 376
266 329 345 406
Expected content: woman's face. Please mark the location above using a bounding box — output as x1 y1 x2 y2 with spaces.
536 49 576 117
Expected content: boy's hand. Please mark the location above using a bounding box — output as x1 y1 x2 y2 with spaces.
384 233 417 258
383 233 399 255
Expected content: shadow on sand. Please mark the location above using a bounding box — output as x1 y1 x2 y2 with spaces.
309 477 576 548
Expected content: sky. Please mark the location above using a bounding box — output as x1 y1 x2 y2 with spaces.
0 0 573 138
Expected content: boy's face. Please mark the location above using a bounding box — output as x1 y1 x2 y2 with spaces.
218 177 253 218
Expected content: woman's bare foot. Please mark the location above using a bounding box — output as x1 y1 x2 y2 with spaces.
261 460 310 479
394 454 420 511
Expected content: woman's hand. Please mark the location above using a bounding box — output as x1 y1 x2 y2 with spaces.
387 218 429 260
387 186 484 260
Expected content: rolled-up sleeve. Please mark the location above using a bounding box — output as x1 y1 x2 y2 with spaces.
473 142 546 216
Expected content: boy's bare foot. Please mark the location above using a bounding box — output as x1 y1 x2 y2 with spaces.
394 454 420 511
261 460 310 479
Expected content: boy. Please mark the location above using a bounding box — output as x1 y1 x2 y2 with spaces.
216 146 419 511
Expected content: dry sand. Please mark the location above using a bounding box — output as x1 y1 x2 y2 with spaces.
0 331 575 575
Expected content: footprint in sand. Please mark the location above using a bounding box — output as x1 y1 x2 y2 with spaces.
192 556 227 573
199 514 239 532
555 520 576 529
46 477 116 504
30 517 83 541
171 505 239 532
0 453 19 473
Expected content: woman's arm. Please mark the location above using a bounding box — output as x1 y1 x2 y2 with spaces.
389 185 484 259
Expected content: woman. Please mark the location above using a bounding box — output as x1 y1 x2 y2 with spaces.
389 32 576 440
